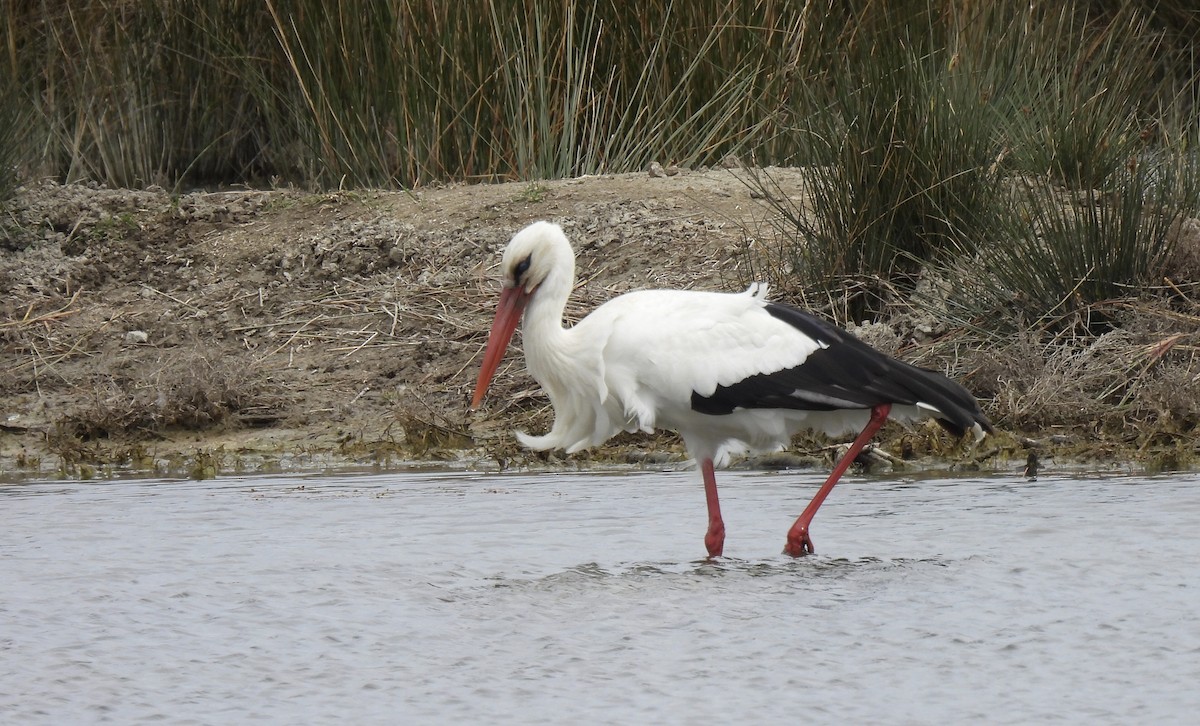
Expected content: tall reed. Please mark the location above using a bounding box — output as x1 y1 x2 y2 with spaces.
988 5 1167 189
6 1 1197 192
746 3 1005 317
0 84 19 207
969 151 1200 333
3 0 797 189
3 0 1199 328
744 1 1200 321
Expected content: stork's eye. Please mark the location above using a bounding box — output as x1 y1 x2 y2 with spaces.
514 254 532 281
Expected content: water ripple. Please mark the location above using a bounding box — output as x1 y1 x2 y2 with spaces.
2 470 1198 724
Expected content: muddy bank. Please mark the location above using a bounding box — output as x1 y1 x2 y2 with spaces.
0 169 1192 480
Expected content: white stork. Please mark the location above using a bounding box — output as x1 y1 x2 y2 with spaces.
471 221 992 557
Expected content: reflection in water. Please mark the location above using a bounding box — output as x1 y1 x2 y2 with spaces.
2 470 1199 723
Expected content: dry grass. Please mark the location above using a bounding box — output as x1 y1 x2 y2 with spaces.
54 350 280 440
954 302 1200 444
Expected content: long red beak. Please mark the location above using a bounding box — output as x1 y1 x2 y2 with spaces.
471 285 532 409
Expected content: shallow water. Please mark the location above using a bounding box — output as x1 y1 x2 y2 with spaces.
3 468 1199 724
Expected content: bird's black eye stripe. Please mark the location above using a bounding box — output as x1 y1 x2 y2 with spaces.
514 254 532 282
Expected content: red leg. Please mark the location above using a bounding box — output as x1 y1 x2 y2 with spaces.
784 404 891 557
701 457 725 557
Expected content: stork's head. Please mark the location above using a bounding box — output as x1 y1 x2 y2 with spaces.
499 220 572 294
471 221 573 409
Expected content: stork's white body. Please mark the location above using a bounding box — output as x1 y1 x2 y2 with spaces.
521 285 907 465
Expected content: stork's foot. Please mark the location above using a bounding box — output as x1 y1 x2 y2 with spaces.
705 521 725 558
783 526 815 557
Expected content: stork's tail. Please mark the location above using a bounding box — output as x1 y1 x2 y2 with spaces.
895 359 993 441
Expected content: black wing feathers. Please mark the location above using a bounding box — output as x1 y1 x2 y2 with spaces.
690 303 993 437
